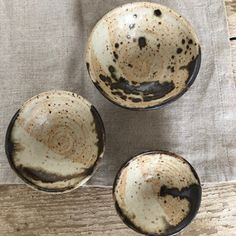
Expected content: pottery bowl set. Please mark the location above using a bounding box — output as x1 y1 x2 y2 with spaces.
5 2 201 236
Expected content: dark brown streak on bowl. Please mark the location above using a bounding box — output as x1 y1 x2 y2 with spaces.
5 110 75 193
87 48 201 111
180 46 201 87
159 184 202 235
17 165 93 183
86 62 90 76
105 65 176 102
89 105 106 172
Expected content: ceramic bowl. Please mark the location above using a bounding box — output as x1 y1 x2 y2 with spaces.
113 150 201 236
5 90 105 193
86 2 201 110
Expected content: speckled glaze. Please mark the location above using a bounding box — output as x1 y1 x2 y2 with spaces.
86 2 201 110
113 151 201 236
5 91 105 193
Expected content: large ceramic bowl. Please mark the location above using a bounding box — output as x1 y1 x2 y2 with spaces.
86 2 201 110
5 90 105 193
113 151 202 236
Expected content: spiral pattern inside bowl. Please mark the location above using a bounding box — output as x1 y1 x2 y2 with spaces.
5 90 105 193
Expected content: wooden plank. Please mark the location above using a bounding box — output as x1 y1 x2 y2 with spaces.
0 183 234 236
0 1 235 236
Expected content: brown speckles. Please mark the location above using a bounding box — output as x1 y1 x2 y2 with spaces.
115 43 119 48
188 39 193 44
154 9 162 17
138 37 147 50
128 64 133 68
182 39 185 44
177 48 183 54
133 14 137 18
113 51 119 60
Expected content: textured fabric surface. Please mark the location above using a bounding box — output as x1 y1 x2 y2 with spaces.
0 0 235 186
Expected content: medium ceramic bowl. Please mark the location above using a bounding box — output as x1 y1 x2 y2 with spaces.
86 2 201 110
113 150 201 236
5 90 105 193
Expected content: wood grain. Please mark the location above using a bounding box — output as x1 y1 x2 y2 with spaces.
0 183 234 236
0 1 235 236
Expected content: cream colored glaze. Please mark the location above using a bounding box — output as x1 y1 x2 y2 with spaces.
114 152 200 235
9 90 105 192
86 2 200 109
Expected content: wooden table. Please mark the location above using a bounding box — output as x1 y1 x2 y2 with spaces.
0 1 236 235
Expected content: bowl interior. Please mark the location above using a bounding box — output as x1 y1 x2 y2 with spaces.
5 90 105 193
113 150 202 236
86 2 201 109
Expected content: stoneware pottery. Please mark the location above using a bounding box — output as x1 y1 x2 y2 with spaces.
86 2 201 110
113 150 202 236
5 90 105 193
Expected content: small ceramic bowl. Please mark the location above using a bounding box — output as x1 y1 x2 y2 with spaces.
5 90 105 193
86 2 201 110
113 150 201 236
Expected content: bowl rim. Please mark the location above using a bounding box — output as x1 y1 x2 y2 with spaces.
86 1 202 110
112 150 202 236
5 91 106 194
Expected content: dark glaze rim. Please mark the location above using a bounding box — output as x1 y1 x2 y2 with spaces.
5 103 106 194
86 1 202 111
112 150 202 236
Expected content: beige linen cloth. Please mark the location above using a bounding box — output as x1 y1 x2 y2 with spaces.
0 0 235 186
